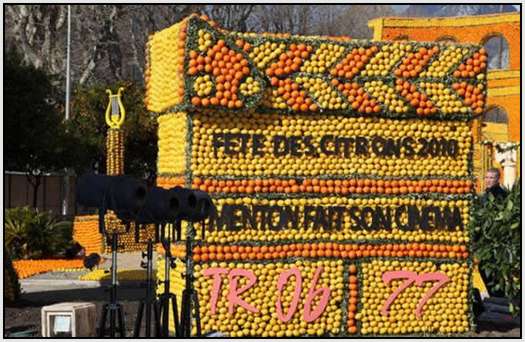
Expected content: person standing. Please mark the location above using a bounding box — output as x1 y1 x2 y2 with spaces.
481 167 507 203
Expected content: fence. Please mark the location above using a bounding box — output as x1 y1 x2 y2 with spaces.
4 171 77 218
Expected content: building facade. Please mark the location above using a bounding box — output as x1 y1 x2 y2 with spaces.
369 13 520 190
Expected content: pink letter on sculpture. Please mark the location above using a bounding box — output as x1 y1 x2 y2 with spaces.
202 268 229 315
227 268 259 314
275 267 302 322
414 272 450 319
303 266 331 322
380 270 450 319
380 270 417 317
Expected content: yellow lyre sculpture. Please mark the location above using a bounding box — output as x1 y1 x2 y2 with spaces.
105 87 126 129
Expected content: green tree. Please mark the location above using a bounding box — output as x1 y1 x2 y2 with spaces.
68 81 158 179
472 180 521 314
5 47 70 208
5 206 73 259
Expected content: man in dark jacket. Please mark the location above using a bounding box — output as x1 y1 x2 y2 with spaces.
481 167 507 203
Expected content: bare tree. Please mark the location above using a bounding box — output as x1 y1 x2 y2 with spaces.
203 5 255 32
5 4 204 88
4 4 397 93
6 5 68 76
252 5 316 35
328 5 396 39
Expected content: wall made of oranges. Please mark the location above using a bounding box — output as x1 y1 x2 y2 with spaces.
149 15 481 337
73 215 105 255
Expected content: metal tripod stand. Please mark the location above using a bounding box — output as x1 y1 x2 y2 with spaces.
178 219 202 337
157 224 181 337
133 239 161 337
98 232 126 337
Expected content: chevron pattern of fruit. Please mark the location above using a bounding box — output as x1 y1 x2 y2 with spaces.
145 15 486 119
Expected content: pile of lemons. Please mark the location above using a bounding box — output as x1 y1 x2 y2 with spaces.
194 260 344 337
420 46 467 78
188 112 471 178
198 29 214 52
158 112 188 175
296 77 345 110
145 21 186 113
106 128 124 175
419 82 468 114
300 43 345 74
199 196 470 245
358 260 469 335
361 43 412 77
248 42 287 69
364 81 408 113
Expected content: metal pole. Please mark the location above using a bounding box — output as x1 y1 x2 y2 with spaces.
62 4 72 216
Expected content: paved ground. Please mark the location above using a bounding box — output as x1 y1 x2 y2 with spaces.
5 286 146 337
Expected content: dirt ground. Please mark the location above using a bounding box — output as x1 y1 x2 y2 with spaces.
4 284 520 337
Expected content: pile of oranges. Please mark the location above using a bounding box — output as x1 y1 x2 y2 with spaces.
266 43 312 77
347 264 358 334
192 177 473 195
188 39 251 109
13 259 85 279
266 78 317 112
147 16 480 336
395 79 438 116
453 48 487 78
331 46 378 79
73 216 104 255
452 82 485 115
193 243 468 263
331 80 381 114
394 46 439 78
145 15 486 118
156 176 186 189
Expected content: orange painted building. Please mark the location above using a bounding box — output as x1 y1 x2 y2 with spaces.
369 13 521 188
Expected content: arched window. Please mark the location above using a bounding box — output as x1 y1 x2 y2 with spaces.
483 35 510 70
436 35 457 43
483 106 508 124
393 35 409 41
